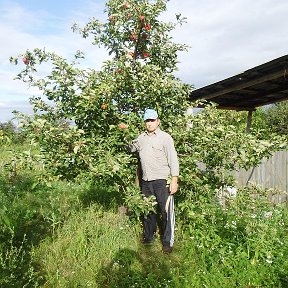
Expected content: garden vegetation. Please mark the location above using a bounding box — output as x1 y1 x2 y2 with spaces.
1 0 288 287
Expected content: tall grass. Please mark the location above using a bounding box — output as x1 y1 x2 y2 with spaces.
1 143 288 287
34 205 187 288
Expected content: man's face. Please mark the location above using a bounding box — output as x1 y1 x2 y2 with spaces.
145 118 160 133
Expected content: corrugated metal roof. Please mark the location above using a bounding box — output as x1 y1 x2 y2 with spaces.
190 54 288 110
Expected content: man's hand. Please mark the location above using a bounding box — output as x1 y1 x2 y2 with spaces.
169 176 178 194
127 139 139 153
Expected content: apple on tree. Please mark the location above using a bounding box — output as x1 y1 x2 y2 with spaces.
123 2 130 9
101 103 108 110
22 57 29 65
118 123 127 129
143 52 150 58
144 24 151 31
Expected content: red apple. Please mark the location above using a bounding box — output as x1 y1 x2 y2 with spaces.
144 24 151 31
118 123 127 129
101 103 108 110
123 2 129 9
143 52 150 58
129 34 137 41
117 68 123 74
140 15 145 22
22 57 29 65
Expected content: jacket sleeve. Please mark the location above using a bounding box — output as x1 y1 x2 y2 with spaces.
127 139 140 153
165 135 179 177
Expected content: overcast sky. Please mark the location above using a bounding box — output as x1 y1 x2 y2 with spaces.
1 0 288 122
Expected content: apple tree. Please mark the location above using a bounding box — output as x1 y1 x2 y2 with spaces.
10 0 191 209
10 0 286 219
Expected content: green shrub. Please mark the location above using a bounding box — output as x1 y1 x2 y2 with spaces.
177 185 288 287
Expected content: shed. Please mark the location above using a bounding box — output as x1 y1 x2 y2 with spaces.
189 54 288 132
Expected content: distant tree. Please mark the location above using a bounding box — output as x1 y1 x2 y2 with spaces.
264 101 288 137
0 121 15 143
0 121 15 133
0 121 25 144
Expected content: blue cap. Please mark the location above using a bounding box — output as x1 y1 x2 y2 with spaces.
144 109 158 121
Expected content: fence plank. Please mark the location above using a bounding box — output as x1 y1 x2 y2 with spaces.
234 150 288 193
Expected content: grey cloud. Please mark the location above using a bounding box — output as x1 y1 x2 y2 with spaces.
166 0 288 88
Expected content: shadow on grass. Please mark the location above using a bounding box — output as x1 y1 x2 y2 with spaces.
279 273 288 287
79 182 123 211
98 246 180 288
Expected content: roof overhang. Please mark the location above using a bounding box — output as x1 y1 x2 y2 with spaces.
189 55 288 110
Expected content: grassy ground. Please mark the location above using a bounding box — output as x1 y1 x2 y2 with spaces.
1 143 288 287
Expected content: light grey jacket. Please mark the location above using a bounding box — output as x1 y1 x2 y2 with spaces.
129 128 179 181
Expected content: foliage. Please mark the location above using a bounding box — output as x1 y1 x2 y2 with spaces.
166 102 287 193
10 0 286 213
4 1 288 286
203 106 288 142
264 101 288 137
0 234 41 287
10 0 191 191
1 145 288 287
124 184 157 220
177 184 288 287
0 121 26 144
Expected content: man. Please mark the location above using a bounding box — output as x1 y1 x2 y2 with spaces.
129 108 179 254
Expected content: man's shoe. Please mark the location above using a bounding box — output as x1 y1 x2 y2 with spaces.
162 245 173 254
142 239 154 245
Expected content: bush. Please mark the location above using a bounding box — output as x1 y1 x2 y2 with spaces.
177 185 288 287
265 101 288 137
0 121 26 144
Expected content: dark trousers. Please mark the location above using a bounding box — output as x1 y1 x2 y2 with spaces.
141 179 175 247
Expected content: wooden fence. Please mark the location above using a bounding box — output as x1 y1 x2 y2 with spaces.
233 150 288 203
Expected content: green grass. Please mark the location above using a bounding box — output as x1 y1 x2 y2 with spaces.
33 205 187 288
1 143 288 287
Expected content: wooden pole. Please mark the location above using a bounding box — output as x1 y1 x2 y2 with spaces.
246 110 253 133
